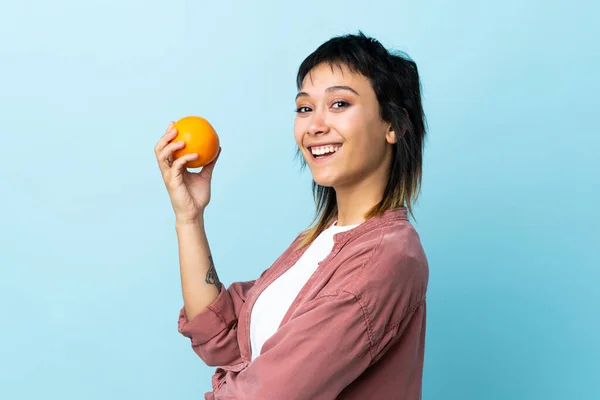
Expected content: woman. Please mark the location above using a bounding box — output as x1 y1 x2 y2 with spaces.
154 32 429 400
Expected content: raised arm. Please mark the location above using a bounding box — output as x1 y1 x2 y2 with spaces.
155 122 249 366
176 218 222 321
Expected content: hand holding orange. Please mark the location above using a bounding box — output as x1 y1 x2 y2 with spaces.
172 116 220 168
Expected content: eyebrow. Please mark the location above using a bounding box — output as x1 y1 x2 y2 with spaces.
295 85 360 100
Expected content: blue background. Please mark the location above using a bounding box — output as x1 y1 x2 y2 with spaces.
1 0 598 399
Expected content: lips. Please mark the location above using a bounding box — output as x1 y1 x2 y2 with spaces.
306 143 342 163
311 144 341 157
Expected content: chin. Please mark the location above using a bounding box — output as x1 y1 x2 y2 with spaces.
310 172 339 188
313 180 335 188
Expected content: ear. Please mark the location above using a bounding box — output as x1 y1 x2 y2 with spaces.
385 108 410 144
385 123 397 144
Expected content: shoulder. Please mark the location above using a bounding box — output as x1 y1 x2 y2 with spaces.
342 218 429 303
327 219 429 354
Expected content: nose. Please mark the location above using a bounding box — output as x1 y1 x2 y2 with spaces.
307 109 330 136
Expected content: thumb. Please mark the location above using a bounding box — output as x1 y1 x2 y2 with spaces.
199 146 222 179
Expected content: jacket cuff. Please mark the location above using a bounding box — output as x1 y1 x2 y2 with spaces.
178 286 235 344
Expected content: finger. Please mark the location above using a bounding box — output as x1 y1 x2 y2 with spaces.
199 146 222 179
158 141 186 171
205 146 222 168
171 153 199 180
154 125 178 156
159 140 185 160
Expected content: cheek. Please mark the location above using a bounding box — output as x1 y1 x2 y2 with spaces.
343 124 385 164
293 119 304 145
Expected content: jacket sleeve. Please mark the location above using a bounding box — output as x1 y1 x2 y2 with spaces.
178 280 255 367
209 249 428 400
211 291 385 399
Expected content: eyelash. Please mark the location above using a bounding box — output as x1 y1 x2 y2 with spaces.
295 101 351 114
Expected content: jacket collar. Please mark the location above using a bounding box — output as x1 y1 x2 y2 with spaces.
331 207 408 244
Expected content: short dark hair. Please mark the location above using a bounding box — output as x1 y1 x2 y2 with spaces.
295 31 427 248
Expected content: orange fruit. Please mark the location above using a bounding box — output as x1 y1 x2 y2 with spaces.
172 116 220 168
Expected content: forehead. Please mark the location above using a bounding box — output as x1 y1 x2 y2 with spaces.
299 62 369 91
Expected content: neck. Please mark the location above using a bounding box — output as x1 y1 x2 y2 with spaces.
333 145 394 227
334 174 388 227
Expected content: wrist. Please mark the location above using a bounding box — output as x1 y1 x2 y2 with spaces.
175 213 205 227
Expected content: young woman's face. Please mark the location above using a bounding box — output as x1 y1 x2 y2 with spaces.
294 63 396 190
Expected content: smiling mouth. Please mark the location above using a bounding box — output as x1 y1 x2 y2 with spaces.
309 144 342 159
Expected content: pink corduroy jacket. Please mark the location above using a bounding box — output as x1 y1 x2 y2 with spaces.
178 207 429 399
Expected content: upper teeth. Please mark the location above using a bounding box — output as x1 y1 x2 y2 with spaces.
311 145 341 156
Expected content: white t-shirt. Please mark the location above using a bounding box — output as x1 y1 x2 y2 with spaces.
249 221 359 361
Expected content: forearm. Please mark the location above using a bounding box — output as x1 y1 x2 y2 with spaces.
175 216 222 321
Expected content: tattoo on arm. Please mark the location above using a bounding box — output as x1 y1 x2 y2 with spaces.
205 255 222 291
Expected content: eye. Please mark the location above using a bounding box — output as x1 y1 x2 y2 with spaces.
331 101 350 109
295 106 312 114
